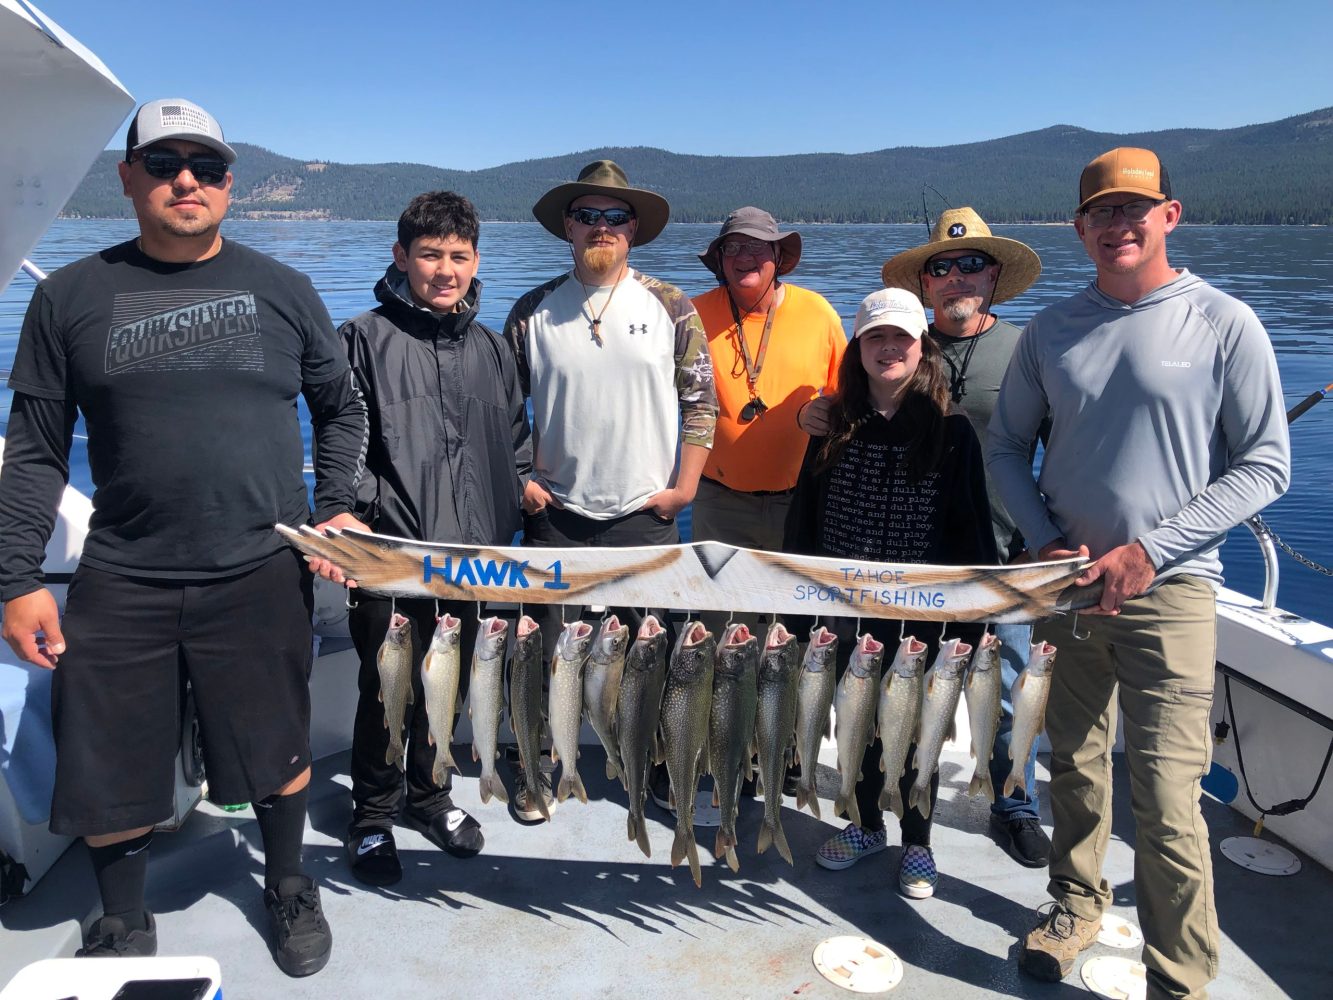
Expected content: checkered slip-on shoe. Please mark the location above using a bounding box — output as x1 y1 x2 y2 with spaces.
815 823 888 870
898 843 938 899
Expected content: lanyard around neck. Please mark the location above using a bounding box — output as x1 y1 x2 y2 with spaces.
727 291 778 392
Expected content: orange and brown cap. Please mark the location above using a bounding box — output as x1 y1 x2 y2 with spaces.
1077 147 1172 213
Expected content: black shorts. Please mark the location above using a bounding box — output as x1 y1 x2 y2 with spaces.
50 549 314 837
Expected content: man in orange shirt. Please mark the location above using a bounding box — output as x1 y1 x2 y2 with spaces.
691 207 844 555
663 208 843 809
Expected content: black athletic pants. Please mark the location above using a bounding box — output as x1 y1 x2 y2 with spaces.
830 616 984 847
348 595 478 831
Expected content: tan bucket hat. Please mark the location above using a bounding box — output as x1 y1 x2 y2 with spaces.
880 207 1041 305
531 160 670 247
698 206 802 280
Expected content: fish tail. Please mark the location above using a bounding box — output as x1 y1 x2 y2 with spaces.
1002 772 1021 799
834 794 862 829
909 779 933 820
628 811 651 858
479 771 508 805
771 819 794 866
969 770 995 803
672 827 702 888
557 769 588 805
714 825 736 862
757 820 772 856
725 846 739 873
887 787 904 820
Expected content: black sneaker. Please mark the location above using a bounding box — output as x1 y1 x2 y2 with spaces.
346 827 402 886
513 769 556 823
404 805 484 859
263 875 332 977
649 762 672 811
783 761 801 798
76 912 157 957
992 814 1052 868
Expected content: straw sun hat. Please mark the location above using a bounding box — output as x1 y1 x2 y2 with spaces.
880 207 1041 304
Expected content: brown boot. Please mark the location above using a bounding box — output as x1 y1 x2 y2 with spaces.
1019 902 1102 981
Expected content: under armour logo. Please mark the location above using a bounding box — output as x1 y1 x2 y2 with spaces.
948 223 967 238
628 323 647 335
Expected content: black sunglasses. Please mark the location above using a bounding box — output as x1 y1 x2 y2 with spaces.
924 254 995 278
567 207 635 227
135 151 229 185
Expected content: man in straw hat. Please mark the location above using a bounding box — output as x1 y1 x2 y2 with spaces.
805 206 1051 870
502 161 716 819
988 148 1289 996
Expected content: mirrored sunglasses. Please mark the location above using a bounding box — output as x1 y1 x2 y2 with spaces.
924 254 994 278
567 207 635 227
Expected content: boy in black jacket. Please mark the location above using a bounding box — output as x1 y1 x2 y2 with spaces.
332 192 531 885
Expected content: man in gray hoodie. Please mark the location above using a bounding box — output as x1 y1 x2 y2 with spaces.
987 147 1290 999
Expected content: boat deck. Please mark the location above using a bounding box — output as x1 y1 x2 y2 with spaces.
3 745 1323 998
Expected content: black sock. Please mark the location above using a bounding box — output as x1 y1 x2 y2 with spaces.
253 787 307 890
87 831 152 931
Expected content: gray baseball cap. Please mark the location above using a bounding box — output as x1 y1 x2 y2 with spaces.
125 98 237 164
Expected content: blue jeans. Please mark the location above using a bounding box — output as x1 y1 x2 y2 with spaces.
988 622 1040 821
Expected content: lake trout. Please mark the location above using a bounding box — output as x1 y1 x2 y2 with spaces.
1003 640 1058 799
508 615 549 821
469 616 509 805
709 622 759 873
755 622 800 865
618 615 669 858
377 613 414 771
877 635 928 819
908 637 973 820
833 632 885 829
794 626 839 819
550 619 594 804
661 621 716 887
584 615 629 785
964 632 1004 801
420 612 463 787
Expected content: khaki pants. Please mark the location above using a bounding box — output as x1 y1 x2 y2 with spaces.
1037 575 1220 1000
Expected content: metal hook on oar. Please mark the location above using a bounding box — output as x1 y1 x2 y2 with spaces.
344 586 358 610
389 596 397 618
898 619 906 642
939 620 949 643
434 599 441 622
476 601 484 623
1071 612 1091 641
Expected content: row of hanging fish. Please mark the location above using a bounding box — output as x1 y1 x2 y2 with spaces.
373 611 1057 889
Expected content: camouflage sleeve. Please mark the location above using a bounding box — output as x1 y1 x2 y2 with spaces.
637 274 717 448
502 276 567 398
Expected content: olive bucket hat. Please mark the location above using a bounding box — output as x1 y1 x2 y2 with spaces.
531 160 670 247
880 207 1041 305
697 206 802 281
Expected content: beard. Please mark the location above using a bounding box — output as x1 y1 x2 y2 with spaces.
580 244 619 277
941 295 981 323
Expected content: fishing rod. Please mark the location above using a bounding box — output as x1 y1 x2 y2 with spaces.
1286 380 1333 424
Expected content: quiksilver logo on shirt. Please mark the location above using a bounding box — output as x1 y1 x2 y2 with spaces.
105 290 262 374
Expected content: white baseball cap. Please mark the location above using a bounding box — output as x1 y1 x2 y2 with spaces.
853 287 928 339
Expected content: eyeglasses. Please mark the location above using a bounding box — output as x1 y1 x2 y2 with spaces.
567 207 635 227
923 254 994 278
720 240 773 258
1080 199 1165 228
135 151 229 185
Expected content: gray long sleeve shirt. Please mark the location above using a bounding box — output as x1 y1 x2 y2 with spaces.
985 270 1290 588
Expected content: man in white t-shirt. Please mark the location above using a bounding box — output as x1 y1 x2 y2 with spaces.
502 160 717 818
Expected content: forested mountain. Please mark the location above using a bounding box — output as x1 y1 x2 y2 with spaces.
65 107 1333 224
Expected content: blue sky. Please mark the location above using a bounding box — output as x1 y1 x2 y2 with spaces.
35 0 1333 171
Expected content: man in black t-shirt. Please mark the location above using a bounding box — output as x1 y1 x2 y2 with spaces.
0 98 367 977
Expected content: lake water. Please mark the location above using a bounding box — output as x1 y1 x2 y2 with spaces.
2 220 1330 623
